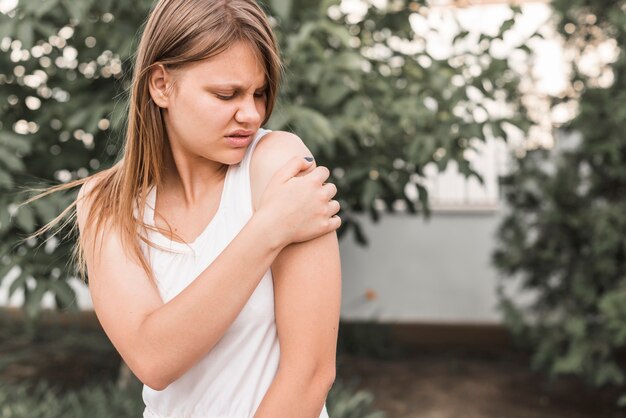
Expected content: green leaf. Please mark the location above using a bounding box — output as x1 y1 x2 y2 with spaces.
33 0 59 18
8 272 27 299
25 280 48 319
498 18 515 37
0 151 26 172
343 167 369 183
361 179 380 208
319 20 351 46
0 261 15 286
0 16 16 39
318 81 352 107
16 19 34 50
318 0 340 14
66 108 92 130
491 121 506 139
0 206 10 232
286 21 318 53
270 0 292 20
32 198 58 223
351 219 369 246
62 0 87 22
49 279 77 310
333 52 362 72
452 30 469 44
415 183 429 210
267 106 291 130
290 105 335 156
0 131 32 154
552 347 585 374
33 20 59 38
14 205 36 232
0 171 14 189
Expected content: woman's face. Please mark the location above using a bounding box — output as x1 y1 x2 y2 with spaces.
152 40 268 166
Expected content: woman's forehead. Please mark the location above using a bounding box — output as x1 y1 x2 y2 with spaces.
185 42 266 86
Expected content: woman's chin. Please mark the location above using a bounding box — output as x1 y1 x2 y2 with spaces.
218 150 247 166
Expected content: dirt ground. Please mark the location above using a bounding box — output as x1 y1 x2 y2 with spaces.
337 349 626 418
2 311 626 418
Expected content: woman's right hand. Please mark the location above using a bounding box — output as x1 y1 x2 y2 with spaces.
255 156 341 248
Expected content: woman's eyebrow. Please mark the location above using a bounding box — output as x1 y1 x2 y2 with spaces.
207 82 268 90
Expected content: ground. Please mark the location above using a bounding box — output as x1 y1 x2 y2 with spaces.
337 349 626 418
1 311 625 417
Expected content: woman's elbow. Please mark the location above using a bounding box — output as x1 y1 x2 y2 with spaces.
131 358 173 391
278 359 336 392
312 362 336 394
319 366 336 393
141 370 171 392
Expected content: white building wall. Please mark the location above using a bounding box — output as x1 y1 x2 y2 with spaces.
339 211 504 324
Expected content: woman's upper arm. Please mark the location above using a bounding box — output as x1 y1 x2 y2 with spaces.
76 179 165 387
250 131 341 378
271 231 341 379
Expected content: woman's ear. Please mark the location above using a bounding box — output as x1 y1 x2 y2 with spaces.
148 64 174 108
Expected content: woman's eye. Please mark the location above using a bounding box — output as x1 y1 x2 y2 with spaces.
216 91 265 100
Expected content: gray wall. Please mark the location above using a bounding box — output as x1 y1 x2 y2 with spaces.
339 210 504 324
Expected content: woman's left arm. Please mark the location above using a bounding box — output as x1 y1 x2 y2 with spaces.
250 131 341 418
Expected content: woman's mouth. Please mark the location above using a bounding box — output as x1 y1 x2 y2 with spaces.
224 134 253 148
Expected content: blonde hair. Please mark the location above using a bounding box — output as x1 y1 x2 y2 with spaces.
23 0 284 283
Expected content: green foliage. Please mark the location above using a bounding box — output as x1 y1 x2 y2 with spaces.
0 312 381 417
337 321 405 359
0 378 383 418
494 0 626 402
0 0 530 318
327 380 386 418
0 380 145 418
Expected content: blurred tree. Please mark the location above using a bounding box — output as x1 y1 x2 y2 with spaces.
0 0 531 321
495 0 626 403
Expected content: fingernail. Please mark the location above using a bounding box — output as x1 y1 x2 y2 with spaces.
304 156 314 162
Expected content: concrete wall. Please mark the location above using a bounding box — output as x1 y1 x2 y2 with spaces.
338 210 504 324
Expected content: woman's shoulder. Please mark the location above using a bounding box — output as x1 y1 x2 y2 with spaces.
254 130 311 162
249 130 315 210
76 171 108 226
251 130 313 175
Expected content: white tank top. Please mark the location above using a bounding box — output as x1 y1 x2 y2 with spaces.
139 128 330 418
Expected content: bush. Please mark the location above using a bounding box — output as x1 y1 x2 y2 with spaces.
0 380 144 418
494 0 626 403
0 378 383 418
327 380 386 418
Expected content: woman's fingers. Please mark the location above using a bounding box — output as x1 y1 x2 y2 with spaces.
328 199 341 216
322 183 338 200
274 156 315 183
309 166 330 184
329 215 342 231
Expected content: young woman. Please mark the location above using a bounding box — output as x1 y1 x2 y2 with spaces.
46 0 342 417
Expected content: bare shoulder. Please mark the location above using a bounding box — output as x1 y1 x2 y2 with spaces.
75 173 106 232
249 130 314 210
252 130 312 168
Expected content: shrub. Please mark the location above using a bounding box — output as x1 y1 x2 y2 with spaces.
494 0 626 403
0 380 144 418
0 378 384 418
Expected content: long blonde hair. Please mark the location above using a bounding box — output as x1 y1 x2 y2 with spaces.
23 0 284 283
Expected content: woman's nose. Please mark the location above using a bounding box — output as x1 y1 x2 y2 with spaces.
235 95 262 125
